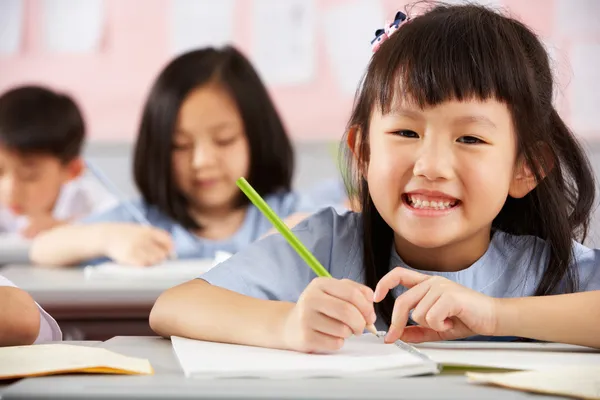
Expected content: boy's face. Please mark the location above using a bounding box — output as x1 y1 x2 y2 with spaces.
0 145 81 217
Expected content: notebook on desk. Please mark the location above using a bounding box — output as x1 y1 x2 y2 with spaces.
171 334 441 379
83 251 233 280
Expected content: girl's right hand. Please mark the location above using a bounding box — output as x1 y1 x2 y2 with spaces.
281 277 376 353
104 224 174 266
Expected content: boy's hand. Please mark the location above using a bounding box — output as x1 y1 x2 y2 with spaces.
281 277 376 353
374 267 499 343
21 216 66 238
104 224 174 266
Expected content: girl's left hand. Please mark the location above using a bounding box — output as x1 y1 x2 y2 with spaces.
374 267 500 344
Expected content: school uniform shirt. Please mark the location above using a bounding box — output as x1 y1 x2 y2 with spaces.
201 207 600 339
80 191 330 265
0 274 62 343
0 174 118 234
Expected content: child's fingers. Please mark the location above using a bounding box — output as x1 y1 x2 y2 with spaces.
313 312 354 339
374 267 429 303
425 293 459 332
316 294 367 335
149 229 174 251
399 326 443 343
410 288 442 329
386 282 431 343
321 279 376 324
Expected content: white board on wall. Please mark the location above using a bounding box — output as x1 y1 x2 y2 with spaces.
0 0 23 55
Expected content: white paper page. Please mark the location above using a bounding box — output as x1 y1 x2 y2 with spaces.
172 334 437 379
0 0 23 55
0 344 152 379
416 341 599 352
467 367 600 400
251 0 316 86
84 258 216 280
170 0 236 55
322 0 384 95
42 0 104 53
421 347 600 371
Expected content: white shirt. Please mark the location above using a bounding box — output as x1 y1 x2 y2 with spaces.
0 274 62 343
0 174 118 234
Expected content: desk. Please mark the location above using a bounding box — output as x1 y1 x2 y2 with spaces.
0 336 568 400
0 266 189 340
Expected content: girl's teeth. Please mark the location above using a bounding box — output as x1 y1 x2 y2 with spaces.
408 196 455 209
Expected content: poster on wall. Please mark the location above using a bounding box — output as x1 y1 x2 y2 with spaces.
42 0 104 53
0 0 23 55
170 0 236 55
252 0 317 86
322 0 384 96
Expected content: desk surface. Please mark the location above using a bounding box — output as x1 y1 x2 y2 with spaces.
0 265 189 308
0 336 568 400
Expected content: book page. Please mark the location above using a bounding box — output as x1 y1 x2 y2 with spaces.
467 367 600 399
0 344 153 380
172 334 438 378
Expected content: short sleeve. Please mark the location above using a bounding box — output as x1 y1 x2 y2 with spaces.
200 208 361 302
0 275 62 342
572 242 600 291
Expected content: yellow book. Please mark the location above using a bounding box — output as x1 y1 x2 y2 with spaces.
467 367 600 400
0 344 153 380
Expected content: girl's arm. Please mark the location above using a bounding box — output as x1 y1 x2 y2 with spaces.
30 223 173 267
30 224 113 266
496 291 600 348
150 279 294 349
0 286 40 346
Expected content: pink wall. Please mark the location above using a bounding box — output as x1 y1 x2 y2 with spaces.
0 0 599 141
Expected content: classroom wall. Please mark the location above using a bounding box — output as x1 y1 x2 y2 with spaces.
0 0 599 141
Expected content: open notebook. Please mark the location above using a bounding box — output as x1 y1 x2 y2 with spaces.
83 251 233 280
171 334 441 379
0 344 153 380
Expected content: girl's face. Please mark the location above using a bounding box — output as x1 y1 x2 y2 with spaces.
172 84 250 215
366 99 533 265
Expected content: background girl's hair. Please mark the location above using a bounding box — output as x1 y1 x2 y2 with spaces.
134 46 294 229
342 3 596 326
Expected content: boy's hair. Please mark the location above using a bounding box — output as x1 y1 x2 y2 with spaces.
0 85 85 163
342 3 596 325
134 46 294 230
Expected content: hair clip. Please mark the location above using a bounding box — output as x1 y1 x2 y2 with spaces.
371 11 409 53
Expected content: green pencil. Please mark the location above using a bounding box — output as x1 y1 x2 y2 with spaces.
236 177 379 337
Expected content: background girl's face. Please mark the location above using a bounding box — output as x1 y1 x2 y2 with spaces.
171 84 250 215
366 99 519 257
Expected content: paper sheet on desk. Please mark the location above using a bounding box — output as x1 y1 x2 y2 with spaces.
83 251 233 280
171 334 440 379
416 342 600 371
467 367 600 400
0 344 153 380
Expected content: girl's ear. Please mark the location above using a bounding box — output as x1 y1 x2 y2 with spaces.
509 143 554 198
346 126 368 176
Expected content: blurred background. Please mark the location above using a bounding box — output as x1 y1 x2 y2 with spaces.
1 0 599 238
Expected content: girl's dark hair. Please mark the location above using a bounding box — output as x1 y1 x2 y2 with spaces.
134 46 294 230
342 3 596 326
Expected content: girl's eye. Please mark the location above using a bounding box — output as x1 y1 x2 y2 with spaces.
457 136 485 144
391 130 419 138
172 143 193 150
215 136 238 146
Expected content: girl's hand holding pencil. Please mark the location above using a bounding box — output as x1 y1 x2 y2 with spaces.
103 223 174 266
281 277 377 353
